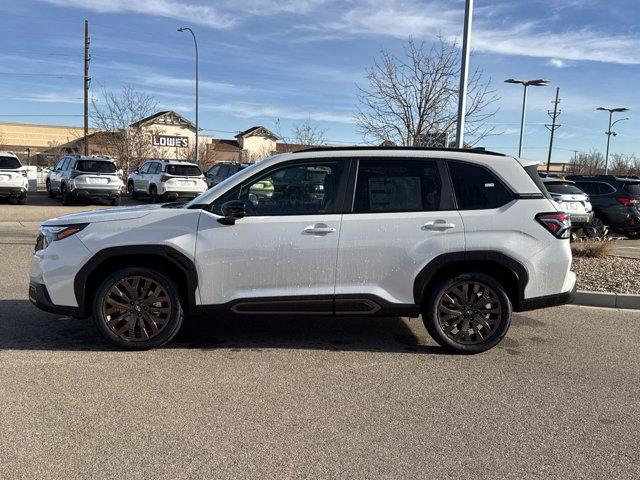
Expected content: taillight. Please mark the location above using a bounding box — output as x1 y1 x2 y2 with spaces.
160 174 169 182
21 170 28 177
616 197 640 206
536 212 571 239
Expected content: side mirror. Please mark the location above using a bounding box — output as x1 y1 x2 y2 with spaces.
218 200 246 225
133 170 139 174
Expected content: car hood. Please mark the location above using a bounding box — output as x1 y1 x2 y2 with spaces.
42 204 163 226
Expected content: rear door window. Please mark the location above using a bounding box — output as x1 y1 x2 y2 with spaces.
353 159 445 213
575 182 614 195
448 161 512 210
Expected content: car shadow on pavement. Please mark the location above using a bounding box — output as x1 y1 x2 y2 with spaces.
0 300 444 354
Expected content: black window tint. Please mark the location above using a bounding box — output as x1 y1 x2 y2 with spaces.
353 159 442 213
166 164 201 176
76 160 116 173
575 182 597 194
448 161 512 210
240 161 344 216
218 165 230 177
206 165 220 176
0 156 21 169
545 182 585 195
139 163 150 174
210 186 240 215
623 183 640 195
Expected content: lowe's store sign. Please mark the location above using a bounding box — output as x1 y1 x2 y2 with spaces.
152 135 189 148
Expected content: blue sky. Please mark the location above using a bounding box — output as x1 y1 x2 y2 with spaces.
0 0 637 162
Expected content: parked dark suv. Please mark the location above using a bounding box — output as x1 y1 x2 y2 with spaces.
565 175 640 238
204 162 247 188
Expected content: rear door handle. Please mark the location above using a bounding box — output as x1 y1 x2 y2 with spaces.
423 219 456 230
304 223 337 235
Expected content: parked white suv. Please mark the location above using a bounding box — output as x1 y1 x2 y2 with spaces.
127 159 207 202
47 155 124 205
30 147 576 353
0 151 28 204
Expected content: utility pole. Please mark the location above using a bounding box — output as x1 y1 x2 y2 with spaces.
83 20 90 156
545 87 561 173
455 0 473 148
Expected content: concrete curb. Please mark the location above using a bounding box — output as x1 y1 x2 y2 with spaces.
573 290 640 310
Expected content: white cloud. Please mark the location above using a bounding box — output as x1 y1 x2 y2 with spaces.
207 102 354 124
548 58 569 68
311 0 640 65
39 0 236 29
17 92 84 104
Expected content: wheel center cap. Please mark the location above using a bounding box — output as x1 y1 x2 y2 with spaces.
134 304 142 312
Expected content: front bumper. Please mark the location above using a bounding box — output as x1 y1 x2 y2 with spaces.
29 281 82 317
0 186 27 198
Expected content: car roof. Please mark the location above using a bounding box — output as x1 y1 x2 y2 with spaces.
147 159 199 167
0 151 19 158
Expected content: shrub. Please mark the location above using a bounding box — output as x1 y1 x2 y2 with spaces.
571 238 614 258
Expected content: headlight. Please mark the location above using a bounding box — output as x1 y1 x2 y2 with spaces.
35 224 88 251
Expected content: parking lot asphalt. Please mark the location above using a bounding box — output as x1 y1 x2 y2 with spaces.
1 199 640 479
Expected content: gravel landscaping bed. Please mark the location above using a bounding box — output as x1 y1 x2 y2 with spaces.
573 256 640 294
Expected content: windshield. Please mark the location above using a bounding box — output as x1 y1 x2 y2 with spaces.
624 183 640 195
165 164 202 176
545 182 585 195
0 156 21 169
76 160 117 173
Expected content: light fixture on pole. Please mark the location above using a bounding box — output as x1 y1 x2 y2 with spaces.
597 106 630 174
177 27 199 165
455 0 474 148
504 78 549 157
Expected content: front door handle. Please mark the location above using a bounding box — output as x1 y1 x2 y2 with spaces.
304 223 337 235
423 219 456 230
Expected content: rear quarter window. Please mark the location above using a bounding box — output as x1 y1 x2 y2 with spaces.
448 161 513 210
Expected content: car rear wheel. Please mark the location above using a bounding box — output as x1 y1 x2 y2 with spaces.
46 180 56 198
127 182 137 200
149 184 159 203
61 185 72 205
584 217 605 238
93 267 184 350
110 196 120 206
422 273 512 354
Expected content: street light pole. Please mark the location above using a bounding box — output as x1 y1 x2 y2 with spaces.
178 27 199 166
597 106 630 174
455 0 473 148
505 78 549 157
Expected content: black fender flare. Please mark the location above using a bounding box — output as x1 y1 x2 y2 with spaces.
74 245 198 317
413 251 529 309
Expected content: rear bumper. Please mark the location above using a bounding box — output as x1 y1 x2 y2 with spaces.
69 188 120 199
163 190 203 199
516 275 577 312
569 212 592 228
29 281 83 317
0 186 27 198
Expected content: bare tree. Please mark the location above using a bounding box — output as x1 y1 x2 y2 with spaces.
568 150 605 175
355 37 499 146
91 85 159 174
274 118 328 146
175 141 209 169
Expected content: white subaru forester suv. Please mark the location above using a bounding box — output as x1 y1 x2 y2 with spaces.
29 147 576 353
127 159 207 202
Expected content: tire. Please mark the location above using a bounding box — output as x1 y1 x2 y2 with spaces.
18 196 27 205
422 273 512 354
61 185 72 205
92 267 184 350
149 184 159 203
110 196 121 206
584 216 605 238
46 180 56 198
127 182 137 200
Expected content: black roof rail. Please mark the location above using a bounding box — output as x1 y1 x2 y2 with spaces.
296 145 507 157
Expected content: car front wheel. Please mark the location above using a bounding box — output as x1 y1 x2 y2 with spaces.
93 267 184 350
127 182 137 200
422 273 512 354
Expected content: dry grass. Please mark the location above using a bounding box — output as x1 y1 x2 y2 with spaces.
571 238 614 258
